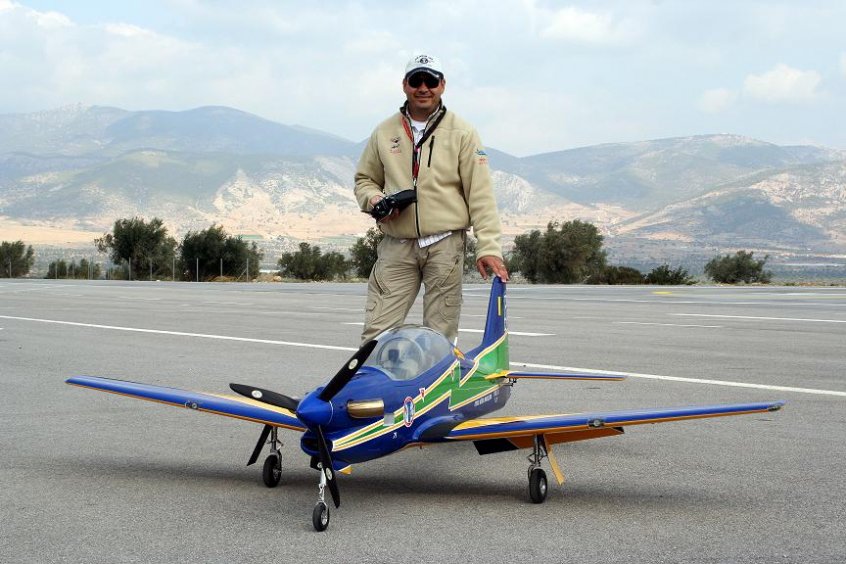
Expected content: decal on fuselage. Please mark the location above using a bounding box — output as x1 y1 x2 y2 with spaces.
403 396 415 427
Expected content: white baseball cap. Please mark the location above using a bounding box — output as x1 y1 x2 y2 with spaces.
404 54 444 79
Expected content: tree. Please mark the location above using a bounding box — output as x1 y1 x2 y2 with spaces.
463 235 477 274
180 225 263 281
645 264 695 285
510 220 607 283
349 227 383 278
95 217 177 280
704 251 771 284
0 240 34 278
46 259 68 279
278 242 349 281
46 258 101 279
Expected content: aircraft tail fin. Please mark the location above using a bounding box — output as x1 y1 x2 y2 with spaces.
481 276 507 346
467 276 509 370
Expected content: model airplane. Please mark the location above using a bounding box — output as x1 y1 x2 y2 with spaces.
67 277 784 531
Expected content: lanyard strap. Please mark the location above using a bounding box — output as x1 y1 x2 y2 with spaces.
401 105 446 190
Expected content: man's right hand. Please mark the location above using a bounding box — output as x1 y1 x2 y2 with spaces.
369 195 398 223
476 255 509 282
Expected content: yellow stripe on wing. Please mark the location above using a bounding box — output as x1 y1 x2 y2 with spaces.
68 383 306 431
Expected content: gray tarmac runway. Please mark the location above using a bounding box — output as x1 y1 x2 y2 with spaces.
2 279 845 563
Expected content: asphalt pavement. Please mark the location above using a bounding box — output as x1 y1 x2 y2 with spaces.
1 279 844 563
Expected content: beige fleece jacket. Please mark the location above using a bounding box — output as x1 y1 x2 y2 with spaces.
354 109 503 259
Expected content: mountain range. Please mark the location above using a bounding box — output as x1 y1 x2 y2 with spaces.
1 104 845 268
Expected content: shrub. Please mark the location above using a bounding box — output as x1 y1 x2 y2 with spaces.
646 264 695 285
704 251 771 284
587 265 645 285
349 228 383 278
510 220 606 283
0 240 35 278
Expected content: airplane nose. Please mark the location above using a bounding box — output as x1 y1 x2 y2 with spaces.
296 392 333 427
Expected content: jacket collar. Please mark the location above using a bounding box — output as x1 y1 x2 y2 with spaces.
399 102 447 147
400 101 446 126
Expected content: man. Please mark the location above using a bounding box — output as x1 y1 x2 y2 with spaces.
355 53 508 344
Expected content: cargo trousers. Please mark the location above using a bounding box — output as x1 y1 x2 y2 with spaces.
362 231 465 344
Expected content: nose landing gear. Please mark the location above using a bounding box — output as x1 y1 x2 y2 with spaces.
312 462 332 531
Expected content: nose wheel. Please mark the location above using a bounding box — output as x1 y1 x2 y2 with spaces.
313 501 330 531
312 462 332 531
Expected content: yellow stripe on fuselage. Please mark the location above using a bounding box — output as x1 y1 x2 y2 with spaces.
332 361 458 451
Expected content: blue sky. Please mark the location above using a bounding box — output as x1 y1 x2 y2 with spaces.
2 0 845 156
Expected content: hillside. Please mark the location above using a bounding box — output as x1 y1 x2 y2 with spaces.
1 105 845 264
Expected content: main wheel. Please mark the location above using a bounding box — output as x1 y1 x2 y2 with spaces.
529 468 548 504
312 501 330 531
262 454 281 488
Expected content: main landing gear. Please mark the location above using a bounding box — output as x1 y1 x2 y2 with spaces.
261 427 283 488
527 435 564 504
263 453 282 487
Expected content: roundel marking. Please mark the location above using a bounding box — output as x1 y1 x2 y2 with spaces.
402 396 415 427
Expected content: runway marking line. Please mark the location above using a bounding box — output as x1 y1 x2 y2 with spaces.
515 363 846 398
614 321 723 328
3 314 844 398
673 313 846 324
341 321 552 337
0 315 355 352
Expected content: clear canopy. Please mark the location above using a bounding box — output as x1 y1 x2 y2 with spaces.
363 325 454 381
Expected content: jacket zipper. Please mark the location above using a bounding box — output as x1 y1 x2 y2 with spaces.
404 107 446 238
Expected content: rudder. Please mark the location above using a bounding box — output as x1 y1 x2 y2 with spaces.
467 276 509 370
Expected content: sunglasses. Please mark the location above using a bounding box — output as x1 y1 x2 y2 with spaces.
407 72 441 89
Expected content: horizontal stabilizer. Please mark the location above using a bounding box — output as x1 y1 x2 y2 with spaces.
488 371 626 381
66 376 306 431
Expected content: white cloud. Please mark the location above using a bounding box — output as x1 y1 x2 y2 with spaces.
698 88 737 113
538 6 638 44
104 23 157 39
742 64 821 103
3 1 846 153
31 8 71 29
343 31 401 55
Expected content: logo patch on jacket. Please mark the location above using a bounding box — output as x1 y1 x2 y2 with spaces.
476 148 488 165
390 136 401 154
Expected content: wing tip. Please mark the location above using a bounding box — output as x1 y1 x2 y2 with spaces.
768 400 787 411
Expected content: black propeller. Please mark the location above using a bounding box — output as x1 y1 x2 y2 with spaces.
229 384 299 468
297 339 378 508
315 425 341 507
247 424 272 466
229 383 300 411
319 339 378 401
229 339 379 509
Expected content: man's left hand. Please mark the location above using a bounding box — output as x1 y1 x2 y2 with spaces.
476 255 509 282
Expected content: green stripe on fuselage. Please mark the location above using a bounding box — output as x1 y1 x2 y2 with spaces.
332 335 510 452
448 335 508 409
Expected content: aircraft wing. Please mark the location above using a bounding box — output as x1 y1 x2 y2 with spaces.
443 400 784 448
66 376 306 431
